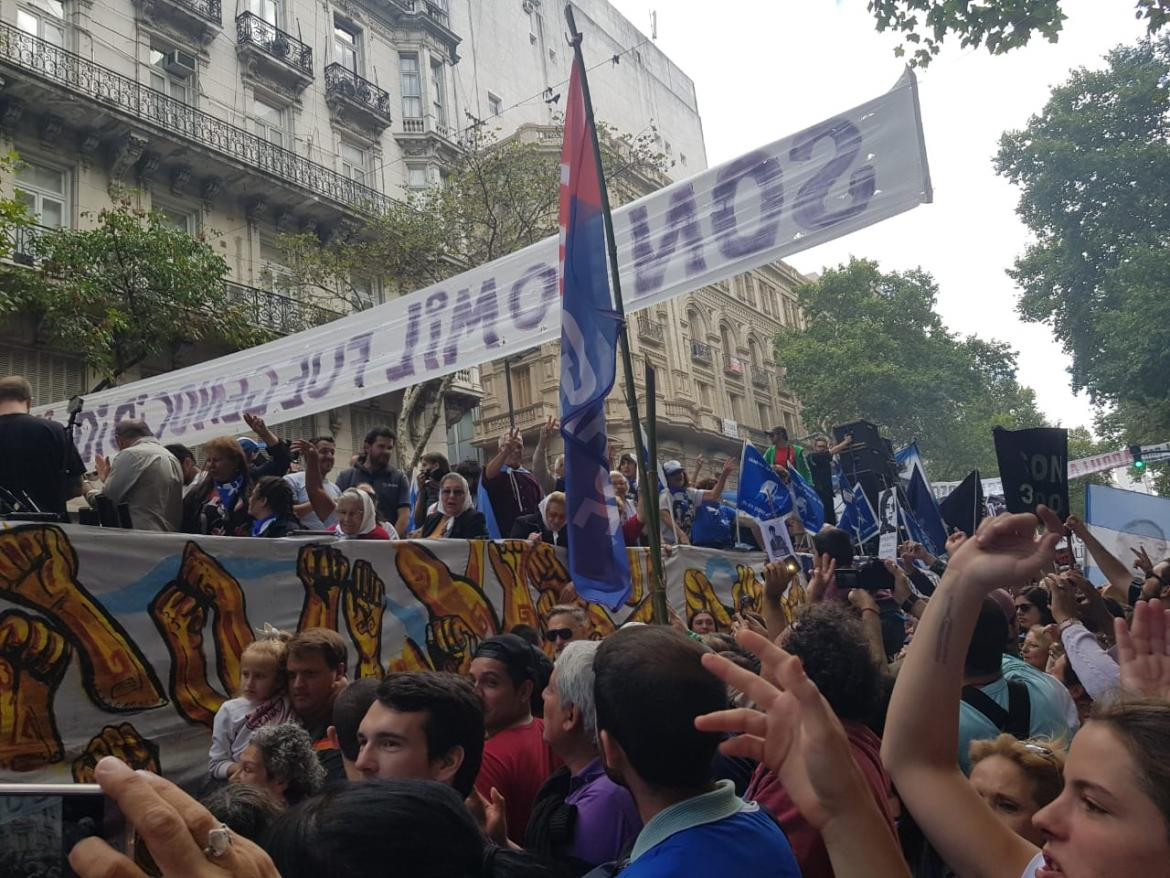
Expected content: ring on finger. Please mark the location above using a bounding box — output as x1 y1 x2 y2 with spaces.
203 823 233 858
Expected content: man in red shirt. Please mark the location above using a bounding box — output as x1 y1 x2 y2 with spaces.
745 604 897 878
470 634 558 843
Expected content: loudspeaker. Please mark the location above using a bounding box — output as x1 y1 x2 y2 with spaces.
833 420 898 511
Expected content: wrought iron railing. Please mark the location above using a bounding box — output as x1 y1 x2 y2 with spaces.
165 0 222 25
236 12 312 74
690 341 713 364
724 355 745 376
751 371 770 390
324 63 391 119
637 315 665 343
0 23 392 215
225 281 342 335
0 223 44 266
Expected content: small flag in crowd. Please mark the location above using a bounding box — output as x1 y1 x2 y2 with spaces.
993 426 1070 519
839 471 879 545
895 442 947 556
938 470 984 538
737 443 792 520
787 466 826 534
477 478 502 540
556 52 630 608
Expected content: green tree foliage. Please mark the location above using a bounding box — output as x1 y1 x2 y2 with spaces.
995 36 1170 490
773 258 1047 480
19 198 266 391
867 0 1168 66
276 123 669 469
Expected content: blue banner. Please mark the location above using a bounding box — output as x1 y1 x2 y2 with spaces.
787 466 826 533
896 442 948 556
557 56 631 608
838 471 879 545
737 443 792 520
1084 484 1170 588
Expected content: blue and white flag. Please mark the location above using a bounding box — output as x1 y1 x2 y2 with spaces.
895 442 948 556
737 443 792 520
1084 484 1170 588
787 466 826 533
838 471 879 545
556 56 630 609
477 478 502 540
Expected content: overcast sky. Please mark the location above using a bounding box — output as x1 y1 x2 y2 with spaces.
607 0 1148 433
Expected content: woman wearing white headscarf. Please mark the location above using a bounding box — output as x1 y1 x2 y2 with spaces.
333 488 395 540
415 472 488 539
509 490 568 548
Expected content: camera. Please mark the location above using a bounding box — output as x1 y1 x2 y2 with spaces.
835 557 895 592
0 783 130 878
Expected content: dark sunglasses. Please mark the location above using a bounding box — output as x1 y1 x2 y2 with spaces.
543 627 574 643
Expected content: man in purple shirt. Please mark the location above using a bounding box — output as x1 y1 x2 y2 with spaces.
482 428 543 538
526 640 641 873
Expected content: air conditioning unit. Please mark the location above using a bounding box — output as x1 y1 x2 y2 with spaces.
163 50 197 77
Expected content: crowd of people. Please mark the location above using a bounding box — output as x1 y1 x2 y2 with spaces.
53 499 1170 878
3 374 1170 877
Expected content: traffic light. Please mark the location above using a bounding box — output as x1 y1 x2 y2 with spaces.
1130 444 1146 471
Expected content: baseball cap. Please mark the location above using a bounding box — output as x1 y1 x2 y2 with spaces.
237 437 267 456
663 460 683 475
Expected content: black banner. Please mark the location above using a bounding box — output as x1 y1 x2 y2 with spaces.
993 427 1069 519
939 470 985 537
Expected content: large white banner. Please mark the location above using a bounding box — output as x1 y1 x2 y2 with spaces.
36 72 932 465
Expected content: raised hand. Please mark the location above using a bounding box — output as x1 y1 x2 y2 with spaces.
539 417 559 441
148 583 225 726
95 453 112 483
69 756 280 878
1063 514 1087 538
344 560 385 678
72 722 161 783
945 507 1062 595
243 412 279 446
296 545 350 631
0 609 72 771
808 552 837 601
1131 545 1155 577
762 561 794 602
944 528 968 556
426 615 480 674
695 629 870 829
1116 598 1170 700
0 525 165 711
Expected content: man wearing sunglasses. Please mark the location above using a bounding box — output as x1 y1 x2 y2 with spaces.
544 605 591 656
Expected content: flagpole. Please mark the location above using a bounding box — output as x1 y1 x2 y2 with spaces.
565 3 668 624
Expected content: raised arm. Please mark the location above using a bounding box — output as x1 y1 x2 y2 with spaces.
484 429 518 482
291 440 336 523
761 561 794 640
702 458 733 503
532 417 557 495
882 509 1062 878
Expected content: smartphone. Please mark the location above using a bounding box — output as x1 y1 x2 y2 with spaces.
0 784 130 878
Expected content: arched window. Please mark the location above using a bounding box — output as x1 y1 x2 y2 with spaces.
720 322 736 357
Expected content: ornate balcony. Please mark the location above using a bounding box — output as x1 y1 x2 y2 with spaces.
0 23 392 217
690 341 713 365
383 0 460 61
637 314 665 344
394 114 461 162
475 400 557 438
1 223 46 267
226 281 342 335
724 355 745 378
133 0 221 47
751 371 770 390
235 12 313 92
324 63 392 134
448 366 483 400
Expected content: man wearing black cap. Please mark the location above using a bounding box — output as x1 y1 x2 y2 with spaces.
469 634 559 843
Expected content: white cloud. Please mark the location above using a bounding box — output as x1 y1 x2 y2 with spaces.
606 0 1148 430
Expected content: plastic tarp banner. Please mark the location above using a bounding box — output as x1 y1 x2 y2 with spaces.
0 525 806 786
35 71 932 466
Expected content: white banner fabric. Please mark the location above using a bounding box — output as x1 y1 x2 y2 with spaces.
36 72 932 465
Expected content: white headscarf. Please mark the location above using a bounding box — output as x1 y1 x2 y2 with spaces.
334 488 391 540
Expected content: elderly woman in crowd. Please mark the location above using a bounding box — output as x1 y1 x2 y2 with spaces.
511 490 568 547
181 436 252 535
231 722 325 807
334 487 394 540
415 472 488 538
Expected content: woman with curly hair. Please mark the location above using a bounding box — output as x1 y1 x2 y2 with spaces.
232 722 325 806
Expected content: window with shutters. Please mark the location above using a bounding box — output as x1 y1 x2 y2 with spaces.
0 345 85 404
350 405 396 455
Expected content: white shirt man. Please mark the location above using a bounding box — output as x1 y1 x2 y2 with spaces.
285 436 340 530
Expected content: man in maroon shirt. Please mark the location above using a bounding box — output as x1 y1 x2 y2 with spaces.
482 428 543 538
745 604 897 878
470 634 558 843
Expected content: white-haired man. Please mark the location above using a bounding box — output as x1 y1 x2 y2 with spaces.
528 641 641 872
